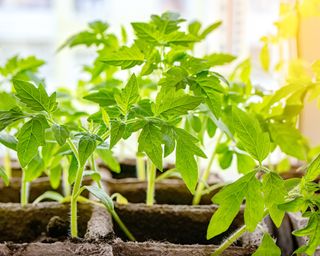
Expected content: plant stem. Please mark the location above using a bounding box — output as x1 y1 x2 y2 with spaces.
193 131 223 205
90 155 102 188
211 225 247 256
21 170 29 206
62 158 71 197
136 154 146 181
4 149 11 179
146 158 156 206
110 210 136 241
70 163 85 238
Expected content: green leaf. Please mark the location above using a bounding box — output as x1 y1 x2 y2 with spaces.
205 53 236 66
110 121 126 149
159 67 188 89
17 115 49 167
138 123 163 170
199 21 222 39
262 172 287 227
252 233 281 256
190 115 202 133
0 133 18 151
68 154 78 185
293 213 320 256
131 22 161 45
83 89 116 107
232 107 270 163
84 185 114 212
218 150 233 169
24 154 45 182
207 118 217 137
155 88 203 118
33 191 64 204
194 74 224 118
0 167 9 186
236 153 256 174
0 107 25 131
175 128 206 193
100 44 144 69
162 125 175 157
78 135 97 166
0 92 17 110
52 124 69 146
49 165 62 189
305 153 320 181
13 79 57 113
115 74 140 115
96 148 120 173
207 171 264 238
269 123 307 160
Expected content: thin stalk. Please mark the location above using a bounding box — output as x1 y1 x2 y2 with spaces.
21 170 29 206
193 131 223 205
4 149 11 179
136 154 146 181
146 158 156 206
70 163 85 238
90 155 102 189
211 225 247 256
62 158 71 197
110 210 136 241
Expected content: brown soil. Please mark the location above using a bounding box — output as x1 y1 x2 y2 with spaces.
111 239 255 256
112 203 244 245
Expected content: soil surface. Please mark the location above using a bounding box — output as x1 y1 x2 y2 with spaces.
111 239 255 256
112 203 244 245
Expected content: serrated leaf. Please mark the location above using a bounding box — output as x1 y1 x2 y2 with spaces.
252 233 281 256
52 124 69 146
78 135 97 166
0 107 25 131
293 213 320 256
24 154 45 182
13 80 57 113
115 74 140 115
0 167 9 186
138 123 163 170
207 171 264 238
175 128 206 193
17 115 49 167
83 89 116 107
236 153 256 174
155 88 203 118
0 92 17 110
262 172 286 227
159 67 188 89
305 153 320 181
110 121 126 149
100 44 144 69
232 107 270 163
162 125 175 157
0 133 18 151
269 123 307 160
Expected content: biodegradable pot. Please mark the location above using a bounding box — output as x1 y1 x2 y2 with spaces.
0 202 113 256
111 239 255 256
101 159 222 205
113 203 247 245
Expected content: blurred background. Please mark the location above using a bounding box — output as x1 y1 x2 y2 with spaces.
0 0 279 90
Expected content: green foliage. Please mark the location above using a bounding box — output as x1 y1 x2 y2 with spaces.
0 167 9 186
0 107 25 131
232 107 270 163
52 124 70 146
78 135 98 166
252 233 281 256
13 80 57 113
17 115 49 167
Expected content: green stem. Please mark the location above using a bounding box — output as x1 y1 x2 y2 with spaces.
136 154 146 181
21 170 29 206
193 131 223 205
146 158 156 206
211 225 247 256
70 163 85 238
90 155 102 188
111 210 136 241
62 158 71 197
4 150 11 179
